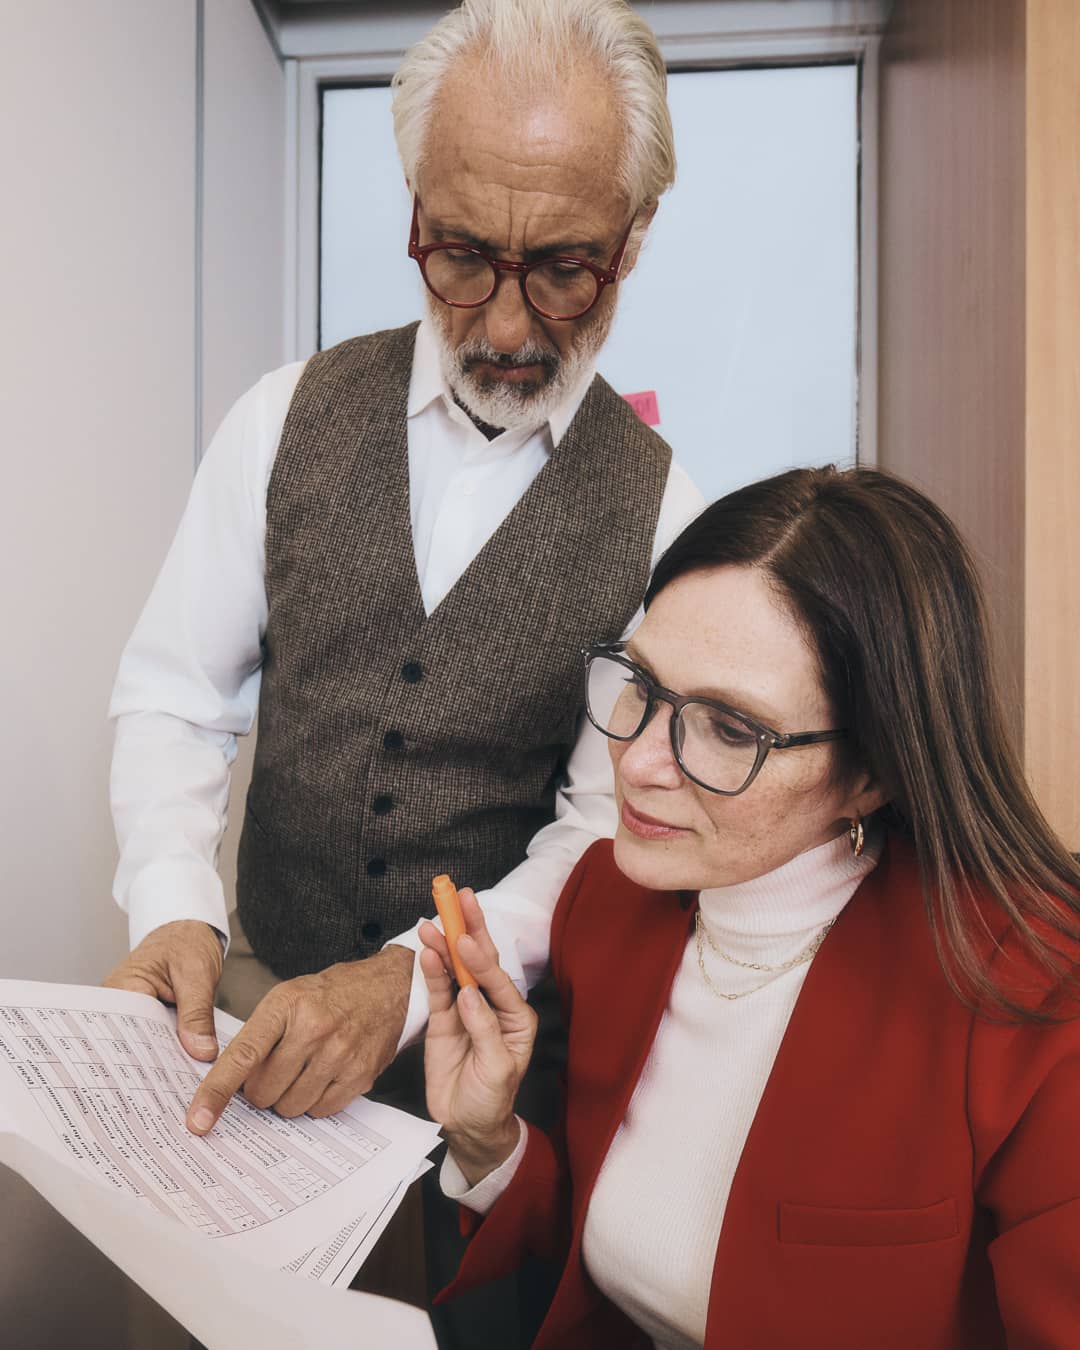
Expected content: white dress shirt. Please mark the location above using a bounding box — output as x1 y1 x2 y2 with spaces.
109 319 703 1046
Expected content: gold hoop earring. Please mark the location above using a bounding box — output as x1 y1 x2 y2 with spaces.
849 816 865 857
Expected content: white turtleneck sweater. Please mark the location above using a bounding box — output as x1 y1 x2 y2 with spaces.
442 830 880 1349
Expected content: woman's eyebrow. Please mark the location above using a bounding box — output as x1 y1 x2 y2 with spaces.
623 640 652 671
624 641 785 726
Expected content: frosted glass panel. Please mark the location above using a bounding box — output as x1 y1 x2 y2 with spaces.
320 64 857 501
321 84 416 343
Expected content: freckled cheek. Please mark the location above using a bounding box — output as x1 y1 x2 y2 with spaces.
705 773 838 865
697 778 792 849
697 797 747 847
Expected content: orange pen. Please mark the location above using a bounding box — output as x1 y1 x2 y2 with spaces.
431 874 478 988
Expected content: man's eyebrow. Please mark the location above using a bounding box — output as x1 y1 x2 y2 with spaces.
532 240 607 262
427 222 606 263
428 222 497 250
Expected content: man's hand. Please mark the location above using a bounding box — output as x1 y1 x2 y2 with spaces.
104 920 224 1061
184 945 414 1135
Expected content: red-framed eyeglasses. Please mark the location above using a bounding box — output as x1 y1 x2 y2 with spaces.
407 196 634 322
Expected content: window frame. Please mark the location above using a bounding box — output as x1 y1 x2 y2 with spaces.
280 0 889 464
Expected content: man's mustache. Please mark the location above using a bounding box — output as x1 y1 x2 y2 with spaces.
458 341 559 374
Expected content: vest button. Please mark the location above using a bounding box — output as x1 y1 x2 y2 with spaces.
401 661 424 684
361 920 383 942
383 730 405 751
366 857 387 877
372 794 394 815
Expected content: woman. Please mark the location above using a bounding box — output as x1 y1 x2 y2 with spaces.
419 467 1080 1349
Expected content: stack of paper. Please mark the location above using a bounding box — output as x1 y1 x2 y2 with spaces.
0 979 444 1348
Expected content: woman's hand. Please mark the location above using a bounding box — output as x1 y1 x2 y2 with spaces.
420 888 537 1186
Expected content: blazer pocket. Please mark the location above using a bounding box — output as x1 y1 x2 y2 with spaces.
779 1197 959 1247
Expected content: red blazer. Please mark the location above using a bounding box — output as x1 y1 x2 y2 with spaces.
439 837 1080 1348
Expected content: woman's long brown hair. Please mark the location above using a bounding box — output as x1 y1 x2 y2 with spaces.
646 466 1080 1021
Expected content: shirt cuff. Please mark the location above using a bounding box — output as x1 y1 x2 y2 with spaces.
124 858 231 953
439 1117 527 1215
383 923 428 1055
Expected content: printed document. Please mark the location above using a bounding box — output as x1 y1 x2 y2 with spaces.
0 979 443 1346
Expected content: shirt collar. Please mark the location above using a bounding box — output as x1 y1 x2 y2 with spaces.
407 316 597 448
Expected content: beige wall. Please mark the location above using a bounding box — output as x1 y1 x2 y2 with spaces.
1 0 283 983
1024 0 1080 844
880 0 1080 846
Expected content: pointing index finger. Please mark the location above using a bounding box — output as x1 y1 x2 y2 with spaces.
185 1000 288 1134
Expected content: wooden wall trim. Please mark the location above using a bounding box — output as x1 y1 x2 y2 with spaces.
878 0 1026 736
1024 0 1080 846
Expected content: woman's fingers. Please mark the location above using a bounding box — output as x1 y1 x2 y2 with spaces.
456 936 531 1025
419 919 458 982
425 888 529 1026
454 984 512 1071
422 888 537 1141
459 888 499 958
419 917 450 961
419 943 455 1017
435 890 529 1021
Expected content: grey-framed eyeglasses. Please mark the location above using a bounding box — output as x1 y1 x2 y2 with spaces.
583 644 847 797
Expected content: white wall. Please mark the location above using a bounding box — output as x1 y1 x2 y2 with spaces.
202 0 287 901
0 1 197 983
203 0 287 443
0 0 283 984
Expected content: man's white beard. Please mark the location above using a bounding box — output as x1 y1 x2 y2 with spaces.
428 297 615 433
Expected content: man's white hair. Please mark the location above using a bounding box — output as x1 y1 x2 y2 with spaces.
391 0 676 211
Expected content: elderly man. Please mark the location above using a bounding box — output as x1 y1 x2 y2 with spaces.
106 1 699 1338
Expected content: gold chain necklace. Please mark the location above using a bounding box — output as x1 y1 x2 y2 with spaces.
694 911 836 1001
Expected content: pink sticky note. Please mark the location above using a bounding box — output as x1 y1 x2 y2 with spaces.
622 389 660 427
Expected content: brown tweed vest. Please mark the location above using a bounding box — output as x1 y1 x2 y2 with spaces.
237 322 672 978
